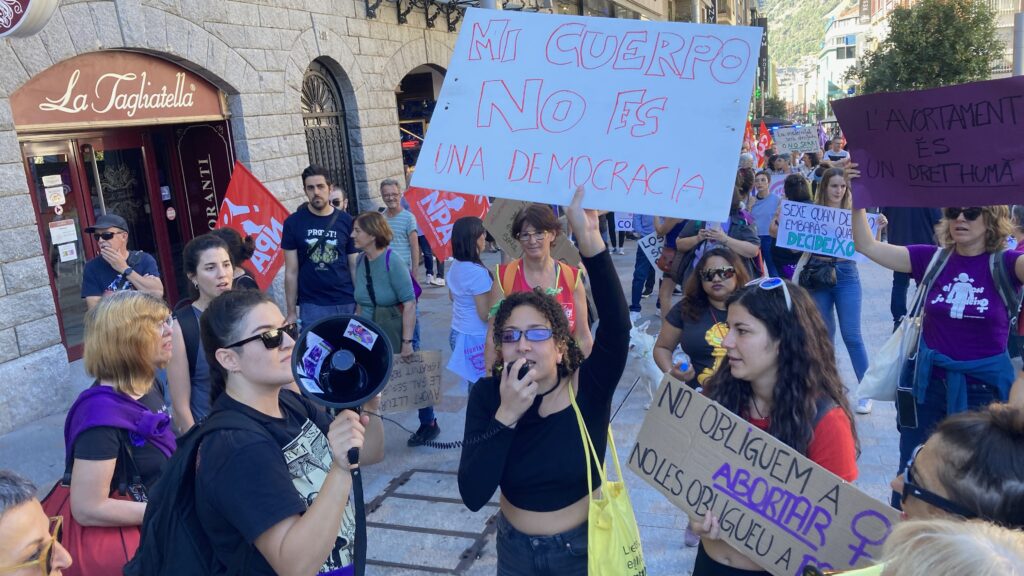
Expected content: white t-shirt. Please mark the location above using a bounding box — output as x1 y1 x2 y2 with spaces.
825 149 849 162
447 260 493 335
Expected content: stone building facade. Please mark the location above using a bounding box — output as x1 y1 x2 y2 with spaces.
0 0 459 434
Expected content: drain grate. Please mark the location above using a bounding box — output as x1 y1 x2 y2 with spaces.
365 469 498 574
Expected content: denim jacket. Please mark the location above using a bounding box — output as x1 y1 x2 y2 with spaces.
913 340 1014 414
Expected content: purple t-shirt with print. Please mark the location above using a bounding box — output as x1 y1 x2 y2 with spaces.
908 245 1023 361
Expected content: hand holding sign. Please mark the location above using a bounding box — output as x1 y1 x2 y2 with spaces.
566 186 604 258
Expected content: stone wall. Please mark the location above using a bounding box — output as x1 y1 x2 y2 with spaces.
0 0 457 434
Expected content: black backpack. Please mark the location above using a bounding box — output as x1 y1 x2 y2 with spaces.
122 398 300 576
172 299 201 379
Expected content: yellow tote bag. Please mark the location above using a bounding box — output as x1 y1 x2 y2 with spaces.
570 387 646 576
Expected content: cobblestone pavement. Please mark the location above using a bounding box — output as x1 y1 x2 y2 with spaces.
0 241 908 575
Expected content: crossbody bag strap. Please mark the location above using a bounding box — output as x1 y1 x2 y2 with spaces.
116 430 146 499
990 250 1022 327
362 254 377 307
908 248 951 319
309 209 342 257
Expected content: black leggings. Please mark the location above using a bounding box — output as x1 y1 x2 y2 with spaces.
692 544 769 576
603 212 627 248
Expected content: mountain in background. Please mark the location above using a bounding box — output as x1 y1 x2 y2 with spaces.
762 0 857 68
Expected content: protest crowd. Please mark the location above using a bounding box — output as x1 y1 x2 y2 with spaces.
2 12 1024 569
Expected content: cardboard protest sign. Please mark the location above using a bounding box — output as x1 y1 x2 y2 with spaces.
483 198 581 267
380 351 443 413
773 126 820 155
615 213 635 233
775 201 879 262
405 187 490 262
218 162 291 290
410 9 762 222
831 76 1024 208
629 376 899 576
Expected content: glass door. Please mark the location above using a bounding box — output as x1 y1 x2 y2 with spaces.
77 132 179 304
22 141 91 359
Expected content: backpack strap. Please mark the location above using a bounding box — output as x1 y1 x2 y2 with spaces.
556 261 581 290
990 250 1022 329
908 248 951 318
810 396 836 430
173 300 200 380
499 261 520 297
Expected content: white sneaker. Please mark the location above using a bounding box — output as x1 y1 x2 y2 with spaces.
629 311 641 324
426 274 435 286
431 277 446 287
855 398 873 414
619 247 626 255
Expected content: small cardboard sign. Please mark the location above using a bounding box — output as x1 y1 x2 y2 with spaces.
48 219 77 245
615 213 635 233
629 377 899 576
638 231 665 270
773 126 820 155
482 198 581 267
775 201 878 262
380 350 443 413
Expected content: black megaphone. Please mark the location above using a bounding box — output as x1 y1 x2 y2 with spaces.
290 314 394 409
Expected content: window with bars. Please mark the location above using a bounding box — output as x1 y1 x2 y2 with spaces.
301 60 357 214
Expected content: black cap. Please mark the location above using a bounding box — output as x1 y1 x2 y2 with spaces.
84 214 129 233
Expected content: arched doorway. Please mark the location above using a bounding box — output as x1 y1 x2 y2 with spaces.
301 59 357 213
396 65 446 181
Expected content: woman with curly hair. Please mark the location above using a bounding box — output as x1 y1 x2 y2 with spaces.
852 176 1024 507
458 187 628 575
689 278 858 575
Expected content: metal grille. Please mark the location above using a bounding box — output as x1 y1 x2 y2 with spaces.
302 60 357 213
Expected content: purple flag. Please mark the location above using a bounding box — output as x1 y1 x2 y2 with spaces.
817 121 828 150
832 76 1024 208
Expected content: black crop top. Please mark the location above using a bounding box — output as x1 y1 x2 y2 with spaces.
458 250 629 512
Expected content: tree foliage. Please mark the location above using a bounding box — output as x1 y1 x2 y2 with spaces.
763 95 789 119
848 0 1003 94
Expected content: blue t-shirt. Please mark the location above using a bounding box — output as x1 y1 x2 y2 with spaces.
81 251 160 298
281 207 357 306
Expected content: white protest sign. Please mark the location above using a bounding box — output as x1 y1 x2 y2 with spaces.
769 174 787 198
638 231 665 271
380 351 443 413
615 213 635 233
411 9 762 223
629 376 899 576
773 126 820 155
775 201 878 262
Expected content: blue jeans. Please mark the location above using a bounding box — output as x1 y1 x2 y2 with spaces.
299 302 357 329
630 245 654 312
808 260 869 382
759 236 777 277
890 377 999 508
495 512 587 576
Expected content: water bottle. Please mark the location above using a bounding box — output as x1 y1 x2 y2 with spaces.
672 348 690 372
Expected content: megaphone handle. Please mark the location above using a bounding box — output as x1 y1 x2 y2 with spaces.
347 447 360 467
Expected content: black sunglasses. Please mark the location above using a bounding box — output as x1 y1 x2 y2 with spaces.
92 231 119 241
224 323 299 350
943 207 983 221
701 266 736 282
902 444 977 519
331 199 343 208
500 328 554 344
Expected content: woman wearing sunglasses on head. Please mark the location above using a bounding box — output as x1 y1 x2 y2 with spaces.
168 234 235 435
458 186 628 575
852 184 1024 508
690 277 858 576
195 290 384 576
654 247 751 390
0 470 73 576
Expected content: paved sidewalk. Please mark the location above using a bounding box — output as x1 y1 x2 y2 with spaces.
0 242 907 575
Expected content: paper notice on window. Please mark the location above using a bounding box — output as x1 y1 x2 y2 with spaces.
48 220 77 245
58 243 77 262
41 174 63 187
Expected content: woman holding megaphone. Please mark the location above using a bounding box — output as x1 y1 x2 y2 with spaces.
458 186 629 575
194 290 384 575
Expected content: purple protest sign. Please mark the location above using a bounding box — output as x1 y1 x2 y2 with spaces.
831 76 1024 208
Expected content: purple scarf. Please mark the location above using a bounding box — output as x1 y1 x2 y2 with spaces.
64 385 176 460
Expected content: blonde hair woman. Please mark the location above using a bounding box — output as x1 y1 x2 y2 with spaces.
61 292 176 573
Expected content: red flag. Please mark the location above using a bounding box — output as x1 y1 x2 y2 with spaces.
744 120 759 165
404 187 490 262
757 120 774 168
217 162 291 290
